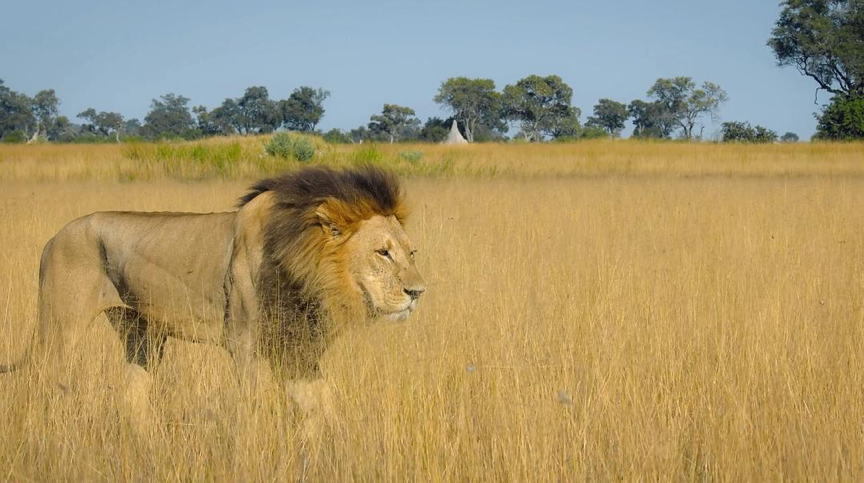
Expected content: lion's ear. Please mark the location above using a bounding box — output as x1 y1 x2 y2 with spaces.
325 223 341 237
315 201 345 238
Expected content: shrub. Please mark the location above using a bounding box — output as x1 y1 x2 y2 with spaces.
398 151 423 163
265 132 295 158
292 137 316 162
1 130 27 144
721 121 777 143
265 132 317 162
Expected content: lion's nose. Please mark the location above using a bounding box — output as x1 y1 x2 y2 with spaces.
404 285 426 300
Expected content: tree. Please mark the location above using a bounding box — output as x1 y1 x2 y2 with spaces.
368 104 420 143
753 126 779 143
236 86 280 134
78 108 125 142
647 77 728 139
721 121 778 143
550 111 584 139
46 115 75 142
193 105 217 136
721 121 749 141
579 125 609 140
814 94 864 139
100 112 124 142
124 118 142 138
142 93 196 139
77 108 100 135
418 117 451 143
30 89 60 142
0 79 35 140
586 98 628 136
349 125 371 143
280 86 330 132
628 99 674 139
781 132 800 142
769 0 864 99
193 105 233 137
209 99 241 135
323 128 351 144
502 75 578 142
434 77 504 142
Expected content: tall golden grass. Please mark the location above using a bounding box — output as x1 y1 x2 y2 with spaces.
0 141 863 480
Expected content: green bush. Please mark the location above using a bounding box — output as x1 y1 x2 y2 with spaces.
292 137 316 162
265 132 295 158
265 132 316 162
1 130 27 144
398 151 423 163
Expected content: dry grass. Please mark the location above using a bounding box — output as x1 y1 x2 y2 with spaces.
1 141 863 481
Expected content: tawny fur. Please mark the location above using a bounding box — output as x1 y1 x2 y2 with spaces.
0 167 424 390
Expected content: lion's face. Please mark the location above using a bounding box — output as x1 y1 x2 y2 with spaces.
344 214 425 321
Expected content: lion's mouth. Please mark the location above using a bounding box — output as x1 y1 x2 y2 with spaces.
387 307 412 321
384 299 417 321
360 289 415 321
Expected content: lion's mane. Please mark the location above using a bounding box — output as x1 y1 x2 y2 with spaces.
239 167 408 370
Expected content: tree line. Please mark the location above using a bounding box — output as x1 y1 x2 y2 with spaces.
1 0 861 144
0 75 740 144
0 83 331 144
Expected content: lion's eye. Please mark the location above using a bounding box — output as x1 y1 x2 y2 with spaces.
410 250 417 259
376 248 391 259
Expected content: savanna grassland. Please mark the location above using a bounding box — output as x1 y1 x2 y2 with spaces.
1 138 863 481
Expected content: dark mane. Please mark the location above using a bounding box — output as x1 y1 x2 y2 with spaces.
238 166 404 217
239 166 408 377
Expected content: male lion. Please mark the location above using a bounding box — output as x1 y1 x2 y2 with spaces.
1 167 425 401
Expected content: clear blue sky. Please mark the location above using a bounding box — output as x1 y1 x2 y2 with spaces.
1 0 822 139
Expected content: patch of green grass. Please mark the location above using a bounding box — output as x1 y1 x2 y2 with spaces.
398 151 424 163
114 136 462 180
122 140 252 178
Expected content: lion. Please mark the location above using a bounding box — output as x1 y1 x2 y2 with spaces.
0 166 426 404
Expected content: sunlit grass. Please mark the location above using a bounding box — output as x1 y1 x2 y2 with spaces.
0 142 863 480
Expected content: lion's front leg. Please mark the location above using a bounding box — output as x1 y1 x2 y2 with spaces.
224 270 271 401
119 364 159 437
225 322 269 399
288 378 336 436
225 197 269 400
287 378 337 481
224 277 272 403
